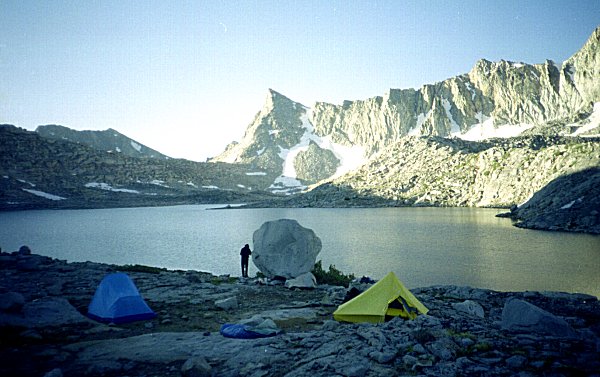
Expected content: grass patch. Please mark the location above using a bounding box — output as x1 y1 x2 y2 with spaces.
210 276 238 285
472 342 493 352
116 264 166 274
446 329 475 340
312 260 355 287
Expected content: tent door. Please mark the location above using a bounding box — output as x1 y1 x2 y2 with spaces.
386 298 418 320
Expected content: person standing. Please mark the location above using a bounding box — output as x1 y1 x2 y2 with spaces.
240 244 252 278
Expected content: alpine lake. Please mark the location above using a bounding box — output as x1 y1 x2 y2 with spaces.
1 205 598 297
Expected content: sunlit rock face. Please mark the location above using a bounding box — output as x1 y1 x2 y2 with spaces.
293 141 340 184
212 28 600 193
281 136 600 212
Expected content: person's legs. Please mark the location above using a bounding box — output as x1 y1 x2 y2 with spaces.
241 258 248 277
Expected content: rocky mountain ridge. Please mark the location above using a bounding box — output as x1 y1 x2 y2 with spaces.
248 134 599 200
36 124 170 160
212 27 600 190
0 125 278 210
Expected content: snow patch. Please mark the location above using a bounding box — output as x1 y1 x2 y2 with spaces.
565 65 576 83
459 115 534 141
85 182 140 194
149 180 169 188
561 197 583 209
18 179 36 187
464 82 476 101
570 102 600 136
256 147 266 156
409 113 427 136
202 185 219 189
22 189 66 201
116 147 121 153
186 182 198 188
270 109 367 192
246 172 267 176
131 141 142 152
442 99 461 136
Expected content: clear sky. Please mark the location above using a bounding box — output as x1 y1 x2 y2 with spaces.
1 1 599 161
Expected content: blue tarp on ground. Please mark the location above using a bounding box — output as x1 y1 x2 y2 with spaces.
87 272 156 324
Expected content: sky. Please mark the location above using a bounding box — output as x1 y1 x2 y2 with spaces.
1 1 599 161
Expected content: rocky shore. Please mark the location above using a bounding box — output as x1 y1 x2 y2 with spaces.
1 250 599 377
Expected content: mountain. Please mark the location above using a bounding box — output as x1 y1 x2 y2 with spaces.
0 125 276 210
211 89 368 193
260 135 599 208
211 27 600 192
36 124 170 160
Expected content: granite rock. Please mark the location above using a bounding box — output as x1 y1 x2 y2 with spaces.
252 219 322 279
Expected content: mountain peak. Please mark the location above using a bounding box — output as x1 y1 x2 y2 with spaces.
263 89 307 111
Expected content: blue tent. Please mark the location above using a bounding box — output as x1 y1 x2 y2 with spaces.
87 273 156 324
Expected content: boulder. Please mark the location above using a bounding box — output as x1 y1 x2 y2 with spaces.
0 291 25 312
214 297 238 311
0 297 93 328
18 245 32 255
252 219 322 279
452 300 485 318
43 368 63 377
285 272 317 289
501 298 577 338
181 356 212 377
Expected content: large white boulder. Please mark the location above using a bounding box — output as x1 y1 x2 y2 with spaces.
252 219 322 279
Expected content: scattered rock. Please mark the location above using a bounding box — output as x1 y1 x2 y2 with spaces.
1 253 599 377
285 272 317 289
506 354 528 369
0 291 25 312
214 297 238 310
452 299 485 318
0 296 93 328
181 356 212 377
42 368 63 377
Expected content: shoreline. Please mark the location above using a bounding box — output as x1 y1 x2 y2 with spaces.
1 251 599 376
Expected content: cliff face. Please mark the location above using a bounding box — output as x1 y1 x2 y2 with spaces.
311 27 599 150
213 27 600 190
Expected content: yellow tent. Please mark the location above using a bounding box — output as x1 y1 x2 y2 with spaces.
333 272 428 323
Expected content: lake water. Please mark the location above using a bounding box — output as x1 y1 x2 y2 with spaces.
1 205 599 297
